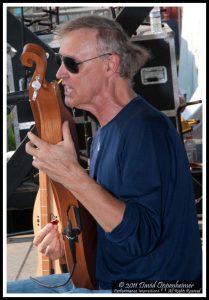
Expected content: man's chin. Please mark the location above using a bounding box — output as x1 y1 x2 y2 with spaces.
64 96 74 109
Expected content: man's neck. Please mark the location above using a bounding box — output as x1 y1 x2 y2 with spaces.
91 79 136 127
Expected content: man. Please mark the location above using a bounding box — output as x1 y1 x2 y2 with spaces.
7 14 202 294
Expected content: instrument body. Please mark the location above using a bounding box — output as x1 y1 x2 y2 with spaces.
33 174 63 275
21 43 97 289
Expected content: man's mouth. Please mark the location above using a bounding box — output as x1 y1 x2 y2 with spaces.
64 86 73 96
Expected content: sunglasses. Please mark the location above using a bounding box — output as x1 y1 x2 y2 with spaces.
55 52 112 74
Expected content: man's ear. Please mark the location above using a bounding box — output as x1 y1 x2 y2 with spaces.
105 54 120 75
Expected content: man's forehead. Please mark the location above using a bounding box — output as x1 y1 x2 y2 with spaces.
59 28 98 55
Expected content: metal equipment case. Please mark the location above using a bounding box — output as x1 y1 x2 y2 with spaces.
132 23 179 126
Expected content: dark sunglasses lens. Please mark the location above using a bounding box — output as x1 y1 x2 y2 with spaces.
63 57 79 73
55 54 79 73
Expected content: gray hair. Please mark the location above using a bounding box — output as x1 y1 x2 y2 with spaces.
55 15 151 80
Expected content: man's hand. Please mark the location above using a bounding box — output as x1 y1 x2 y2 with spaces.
33 222 65 260
25 121 82 190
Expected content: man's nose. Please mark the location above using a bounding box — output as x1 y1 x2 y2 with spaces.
56 63 69 80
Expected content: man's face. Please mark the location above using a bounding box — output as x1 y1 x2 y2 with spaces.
56 28 107 111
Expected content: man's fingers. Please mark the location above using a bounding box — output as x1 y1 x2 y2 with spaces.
33 223 54 246
50 234 65 260
45 237 61 259
38 228 57 253
27 131 43 149
37 227 59 253
25 141 39 157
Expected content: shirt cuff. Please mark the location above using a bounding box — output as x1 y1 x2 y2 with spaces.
105 203 138 244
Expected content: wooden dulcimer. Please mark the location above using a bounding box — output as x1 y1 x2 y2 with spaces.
32 171 63 276
20 43 97 289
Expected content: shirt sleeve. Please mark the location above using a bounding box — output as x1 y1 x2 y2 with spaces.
105 117 172 256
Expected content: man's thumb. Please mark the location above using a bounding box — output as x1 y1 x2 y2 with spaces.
62 121 70 141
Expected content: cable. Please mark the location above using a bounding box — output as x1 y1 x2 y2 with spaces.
29 263 75 288
29 205 80 288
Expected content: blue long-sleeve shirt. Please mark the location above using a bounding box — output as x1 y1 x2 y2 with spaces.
89 95 202 289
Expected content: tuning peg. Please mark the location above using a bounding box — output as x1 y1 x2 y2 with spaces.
31 75 41 100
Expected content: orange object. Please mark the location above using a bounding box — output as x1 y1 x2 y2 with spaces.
20 43 97 289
